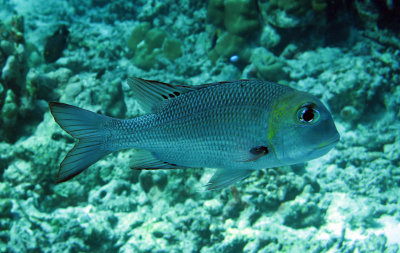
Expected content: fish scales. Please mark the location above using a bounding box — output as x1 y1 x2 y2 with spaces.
107 80 290 168
49 78 339 188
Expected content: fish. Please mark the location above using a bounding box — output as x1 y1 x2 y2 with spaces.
49 78 340 189
44 25 69 63
210 28 220 50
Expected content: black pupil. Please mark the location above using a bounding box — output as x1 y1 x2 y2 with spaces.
302 108 314 122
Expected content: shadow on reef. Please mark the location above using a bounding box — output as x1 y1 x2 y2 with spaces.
0 19 70 143
207 0 400 69
372 0 400 29
0 15 45 143
203 0 400 82
267 0 364 54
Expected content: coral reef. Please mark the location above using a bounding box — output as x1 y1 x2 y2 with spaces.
206 0 260 65
0 15 32 142
127 23 182 70
0 0 399 252
207 0 259 35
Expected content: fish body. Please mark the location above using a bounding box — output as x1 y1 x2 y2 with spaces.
44 25 69 63
49 78 340 189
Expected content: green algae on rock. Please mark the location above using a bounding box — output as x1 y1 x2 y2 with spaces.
250 47 288 82
209 32 247 63
0 90 18 128
127 24 182 70
223 0 259 36
163 38 182 61
206 0 259 63
207 0 259 36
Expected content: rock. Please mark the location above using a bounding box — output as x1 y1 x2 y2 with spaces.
340 105 359 122
48 67 73 85
163 38 182 60
145 28 167 50
88 180 136 212
139 171 153 193
207 0 224 26
91 0 108 7
132 42 162 70
0 199 12 218
224 0 259 36
27 70 59 100
153 170 168 190
260 25 281 50
251 47 287 82
53 181 86 207
0 40 15 56
218 235 248 253
64 81 83 99
282 200 324 228
127 22 151 53
1 55 18 82
128 23 182 70
204 199 223 216
1 90 18 128
207 0 259 35
0 82 4 97
0 197 12 252
258 0 312 28
214 32 245 59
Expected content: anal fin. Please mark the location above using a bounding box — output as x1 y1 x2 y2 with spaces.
206 169 252 190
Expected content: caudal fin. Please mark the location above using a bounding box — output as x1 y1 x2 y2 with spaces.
49 102 113 183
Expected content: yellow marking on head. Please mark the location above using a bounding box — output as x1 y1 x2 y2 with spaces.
267 90 320 141
267 90 298 141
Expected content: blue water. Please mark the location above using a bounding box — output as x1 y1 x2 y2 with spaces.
0 0 399 252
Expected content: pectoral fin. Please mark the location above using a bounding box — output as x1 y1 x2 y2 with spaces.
206 169 252 190
238 145 270 162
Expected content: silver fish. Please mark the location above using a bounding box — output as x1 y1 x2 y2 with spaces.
49 78 340 189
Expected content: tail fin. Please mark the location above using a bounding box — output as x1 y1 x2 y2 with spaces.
49 102 113 183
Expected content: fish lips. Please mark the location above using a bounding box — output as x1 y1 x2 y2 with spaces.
309 133 340 158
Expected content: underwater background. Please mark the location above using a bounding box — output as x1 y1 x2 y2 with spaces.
0 0 399 252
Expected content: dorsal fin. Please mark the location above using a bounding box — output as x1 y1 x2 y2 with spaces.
127 77 195 112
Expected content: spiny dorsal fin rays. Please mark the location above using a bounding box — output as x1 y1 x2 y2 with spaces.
127 77 195 112
127 77 245 112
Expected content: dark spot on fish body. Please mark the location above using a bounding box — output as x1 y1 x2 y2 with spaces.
161 91 182 100
250 146 269 155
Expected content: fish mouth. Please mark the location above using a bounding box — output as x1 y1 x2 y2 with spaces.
314 134 340 151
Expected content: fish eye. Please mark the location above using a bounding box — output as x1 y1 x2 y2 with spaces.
297 104 320 124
